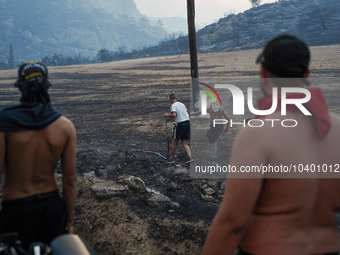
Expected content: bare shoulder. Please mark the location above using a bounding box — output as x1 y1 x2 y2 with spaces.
50 116 76 138
56 116 75 128
232 121 273 155
236 116 275 141
233 112 289 153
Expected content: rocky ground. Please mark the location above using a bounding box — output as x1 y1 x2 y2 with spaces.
0 45 339 254
68 152 224 255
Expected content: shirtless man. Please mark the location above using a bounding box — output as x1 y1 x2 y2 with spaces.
190 101 229 160
201 34 340 255
0 61 77 249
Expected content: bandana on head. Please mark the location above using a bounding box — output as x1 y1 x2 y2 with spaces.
255 87 331 140
15 61 52 104
0 61 61 131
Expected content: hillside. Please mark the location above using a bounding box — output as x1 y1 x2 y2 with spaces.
196 0 340 51
135 0 340 58
0 0 168 63
2 0 339 66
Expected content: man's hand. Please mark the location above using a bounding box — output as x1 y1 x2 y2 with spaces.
223 125 229 135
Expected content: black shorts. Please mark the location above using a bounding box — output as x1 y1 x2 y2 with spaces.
205 123 223 143
0 190 67 250
173 120 190 140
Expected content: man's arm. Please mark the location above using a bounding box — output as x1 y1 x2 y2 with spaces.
222 109 230 133
164 112 176 118
165 103 177 118
60 121 77 234
189 110 202 116
0 132 5 183
222 110 229 122
201 126 268 255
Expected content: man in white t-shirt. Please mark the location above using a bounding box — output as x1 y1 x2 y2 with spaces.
164 94 192 164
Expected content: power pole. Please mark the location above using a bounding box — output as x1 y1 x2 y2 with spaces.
187 0 200 111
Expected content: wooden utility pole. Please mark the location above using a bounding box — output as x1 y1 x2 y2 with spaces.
187 0 200 111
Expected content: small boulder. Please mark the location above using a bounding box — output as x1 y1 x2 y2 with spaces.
201 194 214 202
117 175 147 194
91 183 129 199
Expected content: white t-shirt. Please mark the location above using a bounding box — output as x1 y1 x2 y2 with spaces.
170 101 189 123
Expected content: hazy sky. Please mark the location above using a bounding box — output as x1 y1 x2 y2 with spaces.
134 0 276 26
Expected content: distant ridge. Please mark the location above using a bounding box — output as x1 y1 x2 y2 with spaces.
0 0 168 63
1 0 339 65
133 0 340 58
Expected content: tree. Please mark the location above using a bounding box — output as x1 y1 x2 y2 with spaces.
41 56 53 66
7 43 15 69
248 0 262 7
299 5 337 31
156 19 164 29
309 7 337 30
52 53 62 66
231 21 241 46
74 53 81 65
117 45 127 59
97 49 112 63
0 62 7 70
64 56 75 65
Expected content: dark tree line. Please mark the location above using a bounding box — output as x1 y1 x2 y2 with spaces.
0 43 15 70
0 33 185 70
41 53 92 66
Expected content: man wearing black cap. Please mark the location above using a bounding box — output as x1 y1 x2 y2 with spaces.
201 35 340 255
0 61 77 250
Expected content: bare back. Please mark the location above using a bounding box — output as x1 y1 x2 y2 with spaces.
0 116 76 201
206 107 228 121
201 110 340 255
238 111 340 254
